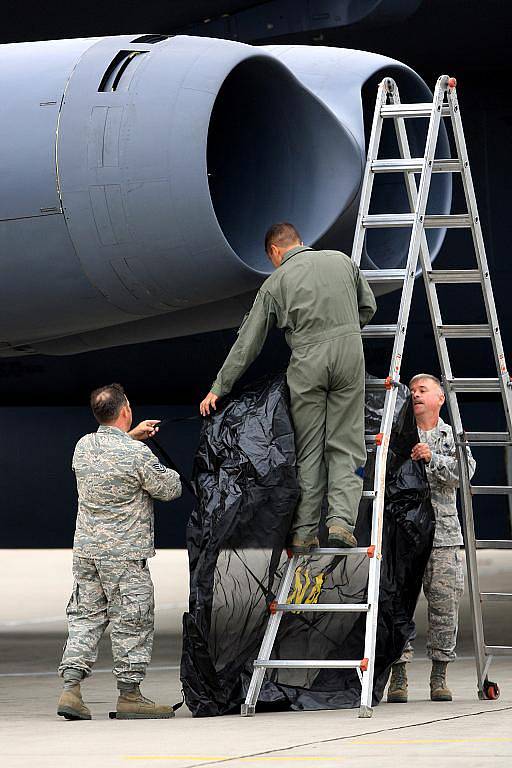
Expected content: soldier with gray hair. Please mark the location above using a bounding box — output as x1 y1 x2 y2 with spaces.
57 383 181 720
387 373 475 703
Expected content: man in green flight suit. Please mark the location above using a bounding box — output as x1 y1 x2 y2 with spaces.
200 223 376 552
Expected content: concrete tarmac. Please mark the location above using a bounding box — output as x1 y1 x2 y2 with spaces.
1 549 511 768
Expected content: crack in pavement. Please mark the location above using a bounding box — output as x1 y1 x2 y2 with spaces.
169 705 512 768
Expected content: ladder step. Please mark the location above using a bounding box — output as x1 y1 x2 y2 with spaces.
480 592 512 602
362 214 414 228
427 269 482 284
424 214 472 228
361 325 397 338
276 603 369 613
476 540 512 549
484 646 512 657
309 547 373 555
438 324 491 338
361 269 406 285
380 103 451 118
463 432 512 446
371 158 462 174
446 378 501 392
362 214 471 229
364 379 394 390
254 660 363 669
471 486 512 495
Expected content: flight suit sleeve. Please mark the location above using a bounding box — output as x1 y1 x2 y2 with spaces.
210 290 277 398
136 444 182 501
355 265 377 328
427 429 476 489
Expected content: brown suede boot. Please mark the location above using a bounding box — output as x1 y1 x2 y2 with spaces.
57 684 92 720
327 525 357 548
116 685 175 719
430 660 452 701
288 535 320 555
387 662 408 703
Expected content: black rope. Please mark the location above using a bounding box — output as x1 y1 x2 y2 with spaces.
149 435 197 499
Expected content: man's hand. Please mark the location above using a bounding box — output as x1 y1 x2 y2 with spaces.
411 442 432 463
200 392 219 417
129 420 161 441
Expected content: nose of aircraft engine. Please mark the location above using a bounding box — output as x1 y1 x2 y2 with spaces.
206 55 361 273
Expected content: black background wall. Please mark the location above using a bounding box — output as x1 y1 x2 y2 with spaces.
1 0 511 547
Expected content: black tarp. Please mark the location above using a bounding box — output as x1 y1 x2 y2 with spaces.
181 375 434 716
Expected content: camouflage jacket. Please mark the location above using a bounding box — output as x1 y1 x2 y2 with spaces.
72 425 181 559
419 417 476 548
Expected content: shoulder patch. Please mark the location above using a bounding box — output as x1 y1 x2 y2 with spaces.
151 462 167 473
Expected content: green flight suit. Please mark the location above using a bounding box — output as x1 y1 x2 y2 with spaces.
210 246 377 539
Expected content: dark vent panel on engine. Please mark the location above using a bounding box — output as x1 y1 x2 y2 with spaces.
98 51 147 92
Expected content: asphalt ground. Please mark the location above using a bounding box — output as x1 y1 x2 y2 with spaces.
1 550 511 767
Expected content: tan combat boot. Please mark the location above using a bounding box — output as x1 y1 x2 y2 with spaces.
430 660 452 701
57 684 92 720
387 662 408 703
116 685 175 719
288 535 320 555
327 525 357 548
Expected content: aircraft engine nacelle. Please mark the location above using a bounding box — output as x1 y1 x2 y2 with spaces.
0 34 450 356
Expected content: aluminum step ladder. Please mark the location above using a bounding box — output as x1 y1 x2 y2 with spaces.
368 74 512 700
241 74 511 718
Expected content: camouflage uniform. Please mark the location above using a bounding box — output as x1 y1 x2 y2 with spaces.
59 425 181 684
400 417 475 663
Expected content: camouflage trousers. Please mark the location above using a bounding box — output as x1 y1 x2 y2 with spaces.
400 546 464 663
58 555 154 684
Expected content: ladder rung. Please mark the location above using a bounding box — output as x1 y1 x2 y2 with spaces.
476 540 512 549
276 603 369 613
362 214 471 229
364 379 392 390
380 103 451 118
363 214 414 228
446 378 501 392
309 547 373 555
485 646 512 657
463 432 511 446
438 324 491 338
480 593 512 602
427 269 482 284
254 660 362 669
424 214 472 228
361 269 406 285
471 486 512 495
361 325 397 338
371 158 461 174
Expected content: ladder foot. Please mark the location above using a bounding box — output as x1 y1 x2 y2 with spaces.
479 679 500 701
358 705 373 718
241 703 256 717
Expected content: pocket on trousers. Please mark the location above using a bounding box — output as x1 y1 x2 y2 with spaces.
119 582 154 628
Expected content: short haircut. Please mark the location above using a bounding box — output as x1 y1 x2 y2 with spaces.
90 382 128 424
409 373 444 392
264 222 301 254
